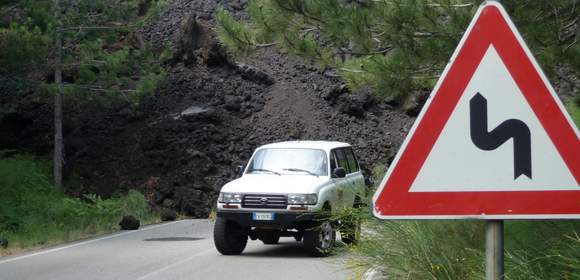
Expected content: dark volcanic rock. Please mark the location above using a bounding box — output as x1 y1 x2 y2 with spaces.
224 95 242 112
0 238 8 249
337 93 376 118
119 216 140 230
402 90 430 117
160 208 178 221
236 63 275 85
322 84 349 104
174 14 205 66
205 41 232 67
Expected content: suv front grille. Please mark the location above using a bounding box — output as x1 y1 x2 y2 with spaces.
242 194 287 209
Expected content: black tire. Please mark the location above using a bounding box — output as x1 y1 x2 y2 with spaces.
294 232 303 242
213 217 248 255
261 233 280 245
303 221 336 257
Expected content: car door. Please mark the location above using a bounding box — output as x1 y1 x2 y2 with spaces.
331 148 353 208
343 147 365 205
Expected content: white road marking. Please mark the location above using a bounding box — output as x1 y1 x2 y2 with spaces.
0 220 188 265
135 248 214 280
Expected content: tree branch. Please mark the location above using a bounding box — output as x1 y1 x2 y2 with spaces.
255 42 278 48
339 46 392 56
60 25 135 31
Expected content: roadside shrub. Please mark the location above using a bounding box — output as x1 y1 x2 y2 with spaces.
347 167 579 279
0 155 158 252
348 205 580 279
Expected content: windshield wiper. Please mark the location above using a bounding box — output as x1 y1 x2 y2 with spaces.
283 168 319 177
250 168 281 175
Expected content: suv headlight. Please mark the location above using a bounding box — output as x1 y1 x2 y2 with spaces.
218 192 242 203
287 194 317 205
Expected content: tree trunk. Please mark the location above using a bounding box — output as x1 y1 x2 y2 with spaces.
54 0 64 190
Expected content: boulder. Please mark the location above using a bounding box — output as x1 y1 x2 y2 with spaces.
161 198 175 208
119 215 141 230
322 84 349 105
174 14 233 67
236 63 275 85
224 95 242 112
175 14 206 66
0 238 8 249
402 91 429 117
160 208 178 221
175 187 211 218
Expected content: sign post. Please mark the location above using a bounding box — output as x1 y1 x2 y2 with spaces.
485 220 503 280
372 1 579 279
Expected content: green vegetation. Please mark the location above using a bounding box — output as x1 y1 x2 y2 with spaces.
216 0 579 104
0 0 168 105
0 155 158 254
349 216 580 279
0 0 170 189
565 99 580 128
344 168 580 279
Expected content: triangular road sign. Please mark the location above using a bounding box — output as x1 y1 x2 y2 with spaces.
372 1 580 219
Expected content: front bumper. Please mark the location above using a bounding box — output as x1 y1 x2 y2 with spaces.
217 211 323 229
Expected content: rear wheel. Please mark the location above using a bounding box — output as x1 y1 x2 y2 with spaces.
294 232 303 242
213 217 248 255
303 220 335 257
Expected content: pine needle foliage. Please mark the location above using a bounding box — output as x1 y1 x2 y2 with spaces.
0 0 168 106
216 0 579 103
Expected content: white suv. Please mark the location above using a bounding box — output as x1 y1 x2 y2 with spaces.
213 141 365 256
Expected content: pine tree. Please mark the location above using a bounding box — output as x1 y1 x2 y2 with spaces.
216 0 579 104
0 0 168 188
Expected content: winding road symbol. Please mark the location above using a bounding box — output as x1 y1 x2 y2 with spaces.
470 93 532 179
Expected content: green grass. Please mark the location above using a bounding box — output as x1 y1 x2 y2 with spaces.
0 155 159 255
565 100 580 128
345 166 580 280
348 218 580 279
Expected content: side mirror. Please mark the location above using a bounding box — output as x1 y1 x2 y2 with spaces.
236 165 245 177
333 167 346 178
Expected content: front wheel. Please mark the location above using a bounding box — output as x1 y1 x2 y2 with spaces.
213 217 248 255
303 221 336 257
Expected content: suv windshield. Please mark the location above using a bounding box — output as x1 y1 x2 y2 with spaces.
247 148 328 176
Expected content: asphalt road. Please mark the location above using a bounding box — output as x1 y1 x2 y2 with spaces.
0 219 354 280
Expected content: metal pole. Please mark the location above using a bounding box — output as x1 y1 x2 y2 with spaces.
485 220 504 280
53 0 64 190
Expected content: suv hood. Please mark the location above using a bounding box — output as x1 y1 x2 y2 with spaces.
220 174 327 194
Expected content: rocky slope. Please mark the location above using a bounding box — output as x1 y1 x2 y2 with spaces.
131 0 413 216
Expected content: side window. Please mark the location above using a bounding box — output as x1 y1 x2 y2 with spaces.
345 148 359 173
329 152 337 172
334 149 351 173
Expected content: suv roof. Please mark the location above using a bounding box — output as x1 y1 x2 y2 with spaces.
257 141 351 152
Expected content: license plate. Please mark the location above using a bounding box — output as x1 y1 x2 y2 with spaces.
252 212 275 221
